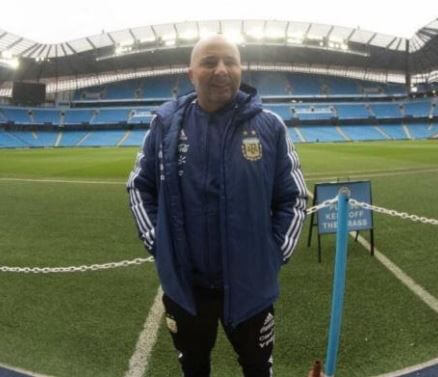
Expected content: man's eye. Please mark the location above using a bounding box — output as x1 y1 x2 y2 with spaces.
224 59 237 66
201 60 217 67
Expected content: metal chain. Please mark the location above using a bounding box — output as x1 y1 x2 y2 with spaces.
0 256 155 274
349 198 438 225
2 197 435 274
306 196 339 215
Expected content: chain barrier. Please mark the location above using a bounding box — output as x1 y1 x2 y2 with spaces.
0 256 154 274
1 196 436 274
349 198 438 225
306 196 339 215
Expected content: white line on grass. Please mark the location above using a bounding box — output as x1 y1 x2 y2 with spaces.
0 362 53 377
308 191 438 315
1 166 438 186
353 234 438 315
124 285 164 377
371 356 438 377
308 190 438 375
305 167 438 182
0 177 125 185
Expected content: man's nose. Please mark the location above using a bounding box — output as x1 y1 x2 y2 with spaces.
214 59 227 74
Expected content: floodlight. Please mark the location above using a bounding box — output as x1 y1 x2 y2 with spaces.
1 50 13 59
115 46 125 55
199 29 215 39
287 33 304 45
120 40 134 47
140 36 156 43
162 34 176 41
0 57 19 70
224 32 244 44
265 30 284 40
10 58 20 69
247 29 264 40
308 34 324 41
180 31 198 41
287 37 304 45
164 39 176 46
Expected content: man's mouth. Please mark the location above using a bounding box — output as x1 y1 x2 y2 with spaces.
211 83 230 89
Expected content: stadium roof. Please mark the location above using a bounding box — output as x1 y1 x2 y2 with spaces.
0 18 437 92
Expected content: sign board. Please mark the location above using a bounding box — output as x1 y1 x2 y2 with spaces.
315 181 373 234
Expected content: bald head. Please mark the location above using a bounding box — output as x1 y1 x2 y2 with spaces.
190 35 241 67
188 34 242 112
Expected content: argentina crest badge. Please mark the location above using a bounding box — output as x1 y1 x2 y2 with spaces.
241 130 262 161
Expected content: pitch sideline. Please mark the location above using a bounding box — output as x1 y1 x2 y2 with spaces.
124 286 164 377
1 166 438 186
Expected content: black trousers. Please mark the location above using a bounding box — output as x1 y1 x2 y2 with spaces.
162 287 274 377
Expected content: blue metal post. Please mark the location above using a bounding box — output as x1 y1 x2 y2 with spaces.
325 189 350 377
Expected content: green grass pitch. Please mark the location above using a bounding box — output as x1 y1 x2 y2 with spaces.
0 140 437 377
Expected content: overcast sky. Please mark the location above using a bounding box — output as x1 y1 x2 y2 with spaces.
1 0 436 43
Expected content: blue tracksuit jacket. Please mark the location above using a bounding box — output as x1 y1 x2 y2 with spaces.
127 85 307 327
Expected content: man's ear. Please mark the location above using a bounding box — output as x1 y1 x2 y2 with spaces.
188 68 194 84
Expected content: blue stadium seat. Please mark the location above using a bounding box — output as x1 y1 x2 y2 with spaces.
64 110 94 125
292 104 334 121
122 130 149 146
335 104 370 119
404 101 431 118
58 131 89 147
379 124 408 139
0 109 7 124
1 108 31 124
406 123 437 139
128 108 156 124
370 103 402 118
299 126 344 142
323 77 359 95
80 130 126 146
263 105 292 121
287 128 302 143
92 109 130 124
341 125 385 141
32 110 61 125
0 130 28 147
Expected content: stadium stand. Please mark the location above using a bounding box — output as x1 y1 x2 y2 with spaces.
341 125 386 141
79 130 127 146
404 100 431 118
32 109 61 125
335 104 370 120
292 104 335 121
128 108 156 124
58 131 89 147
298 126 344 142
122 130 149 146
378 124 409 139
1 108 31 124
91 109 130 124
0 72 436 147
63 109 95 125
369 103 402 119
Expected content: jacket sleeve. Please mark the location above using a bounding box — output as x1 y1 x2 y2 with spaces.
126 116 159 254
270 115 308 264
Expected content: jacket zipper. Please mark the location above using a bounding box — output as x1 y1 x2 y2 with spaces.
203 115 211 286
221 106 239 327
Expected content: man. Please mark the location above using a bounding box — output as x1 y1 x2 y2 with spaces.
127 35 307 377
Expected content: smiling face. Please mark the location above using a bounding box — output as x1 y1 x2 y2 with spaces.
188 35 242 113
